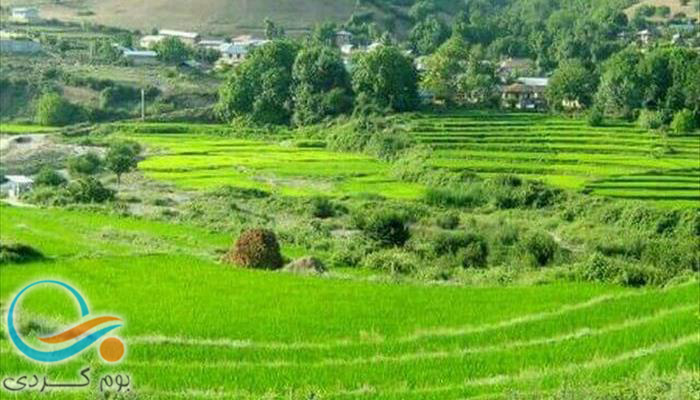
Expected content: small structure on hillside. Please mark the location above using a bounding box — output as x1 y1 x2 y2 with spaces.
159 29 200 45
335 30 353 47
122 49 158 65
3 175 34 198
10 7 40 24
636 29 657 45
217 38 269 66
198 39 226 51
501 77 549 111
0 31 42 53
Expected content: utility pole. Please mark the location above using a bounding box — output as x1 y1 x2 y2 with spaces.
141 88 145 121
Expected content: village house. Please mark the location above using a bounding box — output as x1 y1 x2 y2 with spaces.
10 7 40 24
2 175 34 199
636 29 658 45
0 31 42 54
198 39 227 52
159 29 200 45
501 77 549 111
122 50 158 65
335 30 353 47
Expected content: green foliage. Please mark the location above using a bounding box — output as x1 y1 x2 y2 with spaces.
226 228 284 269
264 18 286 40
352 46 419 112
363 248 419 275
292 45 353 126
68 152 102 176
547 59 598 111
34 166 66 187
217 40 300 125
67 177 115 203
409 15 450 55
356 210 411 248
310 197 336 219
0 242 44 265
524 231 558 267
425 183 487 208
154 37 190 64
433 231 489 268
587 107 604 126
637 109 664 130
670 109 696 134
435 211 460 230
105 142 139 184
34 92 85 127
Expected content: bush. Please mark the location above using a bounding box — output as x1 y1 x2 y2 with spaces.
35 92 86 127
587 108 604 127
436 212 460 230
432 232 489 268
225 229 284 270
310 197 335 219
580 252 617 282
524 231 558 267
0 242 44 264
357 211 411 247
67 177 115 203
68 152 102 176
425 183 487 208
34 166 66 187
670 109 696 134
363 249 419 275
637 109 664 130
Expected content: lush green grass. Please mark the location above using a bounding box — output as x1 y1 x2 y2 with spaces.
0 204 698 398
0 124 59 134
120 127 424 199
409 113 700 207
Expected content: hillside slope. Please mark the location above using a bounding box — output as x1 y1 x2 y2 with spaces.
4 0 361 34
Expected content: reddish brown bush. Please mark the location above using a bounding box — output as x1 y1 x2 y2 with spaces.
225 229 283 269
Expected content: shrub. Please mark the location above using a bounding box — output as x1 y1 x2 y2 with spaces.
362 249 419 275
0 242 44 265
432 232 489 268
524 231 558 267
225 229 284 270
580 252 617 282
637 109 664 130
310 197 335 219
435 212 460 230
68 152 102 176
670 109 696 134
587 108 604 127
357 211 411 247
35 92 86 127
34 166 66 187
67 177 115 203
456 240 489 269
425 183 487 208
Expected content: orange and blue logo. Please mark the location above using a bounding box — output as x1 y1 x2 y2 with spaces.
7 280 125 363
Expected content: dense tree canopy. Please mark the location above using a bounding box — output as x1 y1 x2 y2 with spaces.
154 37 190 64
352 46 419 113
546 60 599 111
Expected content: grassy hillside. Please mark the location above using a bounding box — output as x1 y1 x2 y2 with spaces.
1 204 697 398
3 0 361 34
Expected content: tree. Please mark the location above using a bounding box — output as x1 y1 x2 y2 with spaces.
35 92 85 127
352 46 419 112
68 152 102 176
105 143 138 185
154 37 190 64
546 60 598 111
217 40 300 125
265 18 285 40
311 22 337 47
409 16 450 55
670 109 696 134
595 49 645 119
409 0 437 21
421 35 470 102
292 45 353 126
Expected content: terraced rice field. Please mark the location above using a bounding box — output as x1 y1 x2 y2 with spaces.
122 128 424 199
410 113 700 207
0 124 58 135
1 205 698 399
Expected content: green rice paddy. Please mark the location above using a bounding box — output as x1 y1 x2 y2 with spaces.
0 124 59 135
1 204 697 399
410 113 700 208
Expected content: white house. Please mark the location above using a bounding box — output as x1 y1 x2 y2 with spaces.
11 7 40 23
3 175 34 198
123 50 158 65
159 29 200 45
218 39 269 66
198 40 227 51
501 77 550 111
335 30 353 47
